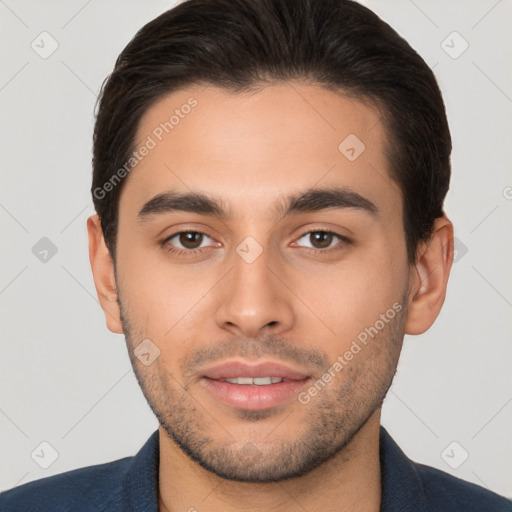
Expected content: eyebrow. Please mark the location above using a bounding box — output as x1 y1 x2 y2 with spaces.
137 186 378 222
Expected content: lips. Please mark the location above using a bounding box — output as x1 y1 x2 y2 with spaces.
201 360 310 381
199 360 311 410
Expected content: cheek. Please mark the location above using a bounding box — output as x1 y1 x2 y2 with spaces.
117 248 219 347
289 245 408 346
118 220 216 292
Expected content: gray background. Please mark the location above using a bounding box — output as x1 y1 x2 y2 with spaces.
1 0 511 499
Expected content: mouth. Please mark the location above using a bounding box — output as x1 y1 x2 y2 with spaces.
199 360 311 411
220 376 288 385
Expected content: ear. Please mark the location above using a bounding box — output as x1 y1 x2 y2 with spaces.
87 214 124 334
405 215 454 335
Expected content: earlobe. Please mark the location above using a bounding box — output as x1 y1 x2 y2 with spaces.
87 214 124 334
405 216 454 335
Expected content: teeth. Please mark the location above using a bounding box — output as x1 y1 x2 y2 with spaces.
253 377 272 385
224 377 284 385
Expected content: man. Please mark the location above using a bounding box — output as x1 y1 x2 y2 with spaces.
1 0 510 510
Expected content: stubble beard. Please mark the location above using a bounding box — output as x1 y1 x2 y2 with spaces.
118 293 407 483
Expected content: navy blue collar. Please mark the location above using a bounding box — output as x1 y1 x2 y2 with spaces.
379 427 429 512
125 429 160 510
123 426 427 512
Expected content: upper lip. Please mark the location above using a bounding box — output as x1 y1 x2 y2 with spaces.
201 360 310 381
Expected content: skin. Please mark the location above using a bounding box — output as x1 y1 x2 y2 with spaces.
87 82 453 512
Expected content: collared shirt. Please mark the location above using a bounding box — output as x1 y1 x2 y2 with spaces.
1 427 510 511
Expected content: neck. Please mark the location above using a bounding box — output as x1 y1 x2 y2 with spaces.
158 409 382 512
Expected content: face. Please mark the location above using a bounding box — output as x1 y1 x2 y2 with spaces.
110 83 414 481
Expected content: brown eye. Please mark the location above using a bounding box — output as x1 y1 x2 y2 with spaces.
309 231 334 249
294 230 349 252
178 232 204 249
164 231 214 253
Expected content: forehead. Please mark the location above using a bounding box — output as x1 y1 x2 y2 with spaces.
120 82 401 220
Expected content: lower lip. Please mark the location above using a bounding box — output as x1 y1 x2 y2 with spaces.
201 377 310 410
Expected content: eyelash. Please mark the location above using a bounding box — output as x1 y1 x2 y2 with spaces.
161 229 351 257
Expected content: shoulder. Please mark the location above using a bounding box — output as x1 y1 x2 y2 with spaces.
379 427 511 512
415 462 511 511
0 456 133 512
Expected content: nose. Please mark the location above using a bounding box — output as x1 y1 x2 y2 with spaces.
215 243 295 338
